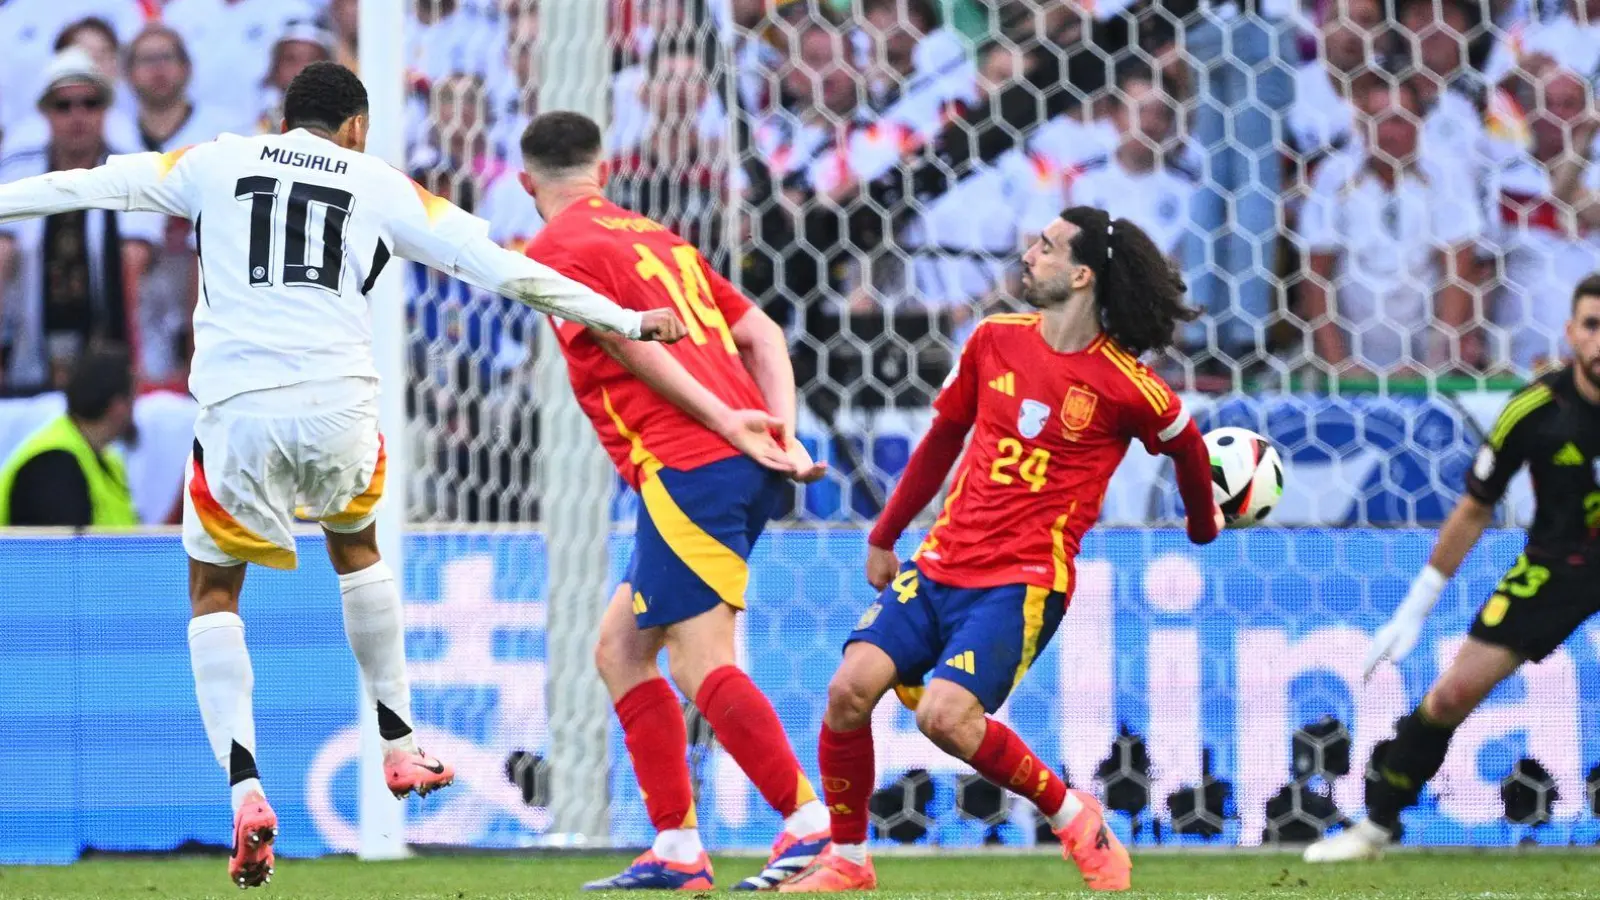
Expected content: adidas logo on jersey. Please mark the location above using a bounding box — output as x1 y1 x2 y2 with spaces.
944 651 976 674
1554 442 1585 465
989 373 1015 396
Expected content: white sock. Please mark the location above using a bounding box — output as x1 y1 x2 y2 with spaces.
651 828 704 863
832 843 868 865
1046 789 1086 831
188 612 260 812
339 562 418 755
783 799 829 837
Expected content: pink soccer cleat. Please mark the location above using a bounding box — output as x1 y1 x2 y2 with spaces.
229 791 277 890
383 747 455 799
1055 790 1132 892
778 846 877 893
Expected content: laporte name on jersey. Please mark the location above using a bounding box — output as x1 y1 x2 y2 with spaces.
259 146 350 176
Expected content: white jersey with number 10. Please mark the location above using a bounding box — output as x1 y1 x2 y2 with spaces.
0 128 643 407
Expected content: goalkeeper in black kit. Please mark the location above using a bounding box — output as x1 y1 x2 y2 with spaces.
1306 273 1600 862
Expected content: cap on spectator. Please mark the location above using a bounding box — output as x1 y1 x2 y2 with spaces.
277 18 336 53
37 47 113 107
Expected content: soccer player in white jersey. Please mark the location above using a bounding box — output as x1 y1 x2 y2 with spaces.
0 62 686 889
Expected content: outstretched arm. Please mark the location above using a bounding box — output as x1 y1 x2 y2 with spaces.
0 151 190 223
449 237 649 338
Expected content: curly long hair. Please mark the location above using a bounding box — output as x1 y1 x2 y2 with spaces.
1058 206 1199 356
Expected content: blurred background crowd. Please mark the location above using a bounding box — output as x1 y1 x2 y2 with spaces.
0 0 1596 524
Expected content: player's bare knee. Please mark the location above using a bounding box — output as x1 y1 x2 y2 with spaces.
825 671 878 730
914 686 984 755
1422 676 1484 725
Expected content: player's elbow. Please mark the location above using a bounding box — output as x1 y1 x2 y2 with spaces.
1456 494 1495 527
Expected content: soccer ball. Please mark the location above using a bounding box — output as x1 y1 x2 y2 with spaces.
1204 427 1284 528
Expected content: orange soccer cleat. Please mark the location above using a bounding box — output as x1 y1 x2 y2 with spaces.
1055 790 1132 892
778 846 877 893
229 791 277 889
734 829 832 890
383 747 455 799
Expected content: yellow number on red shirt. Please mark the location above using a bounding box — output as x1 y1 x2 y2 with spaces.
991 437 1050 492
633 244 736 353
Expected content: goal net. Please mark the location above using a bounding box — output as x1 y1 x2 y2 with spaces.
377 0 1600 855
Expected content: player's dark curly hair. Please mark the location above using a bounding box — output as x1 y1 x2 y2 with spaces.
1059 205 1199 356
282 61 368 133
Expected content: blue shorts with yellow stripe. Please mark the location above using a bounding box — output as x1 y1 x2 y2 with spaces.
847 561 1068 714
627 455 783 629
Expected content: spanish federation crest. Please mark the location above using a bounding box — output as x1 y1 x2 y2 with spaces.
1018 399 1050 439
1061 386 1099 437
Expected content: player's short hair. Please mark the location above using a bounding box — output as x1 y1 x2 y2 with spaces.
1573 274 1600 310
65 343 133 421
1059 205 1199 356
520 111 604 176
282 61 368 133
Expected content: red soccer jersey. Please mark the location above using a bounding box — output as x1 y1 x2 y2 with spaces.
526 196 768 488
912 313 1191 593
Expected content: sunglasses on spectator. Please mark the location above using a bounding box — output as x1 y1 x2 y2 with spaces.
46 95 108 113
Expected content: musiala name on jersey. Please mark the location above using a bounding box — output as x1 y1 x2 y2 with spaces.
260 146 349 176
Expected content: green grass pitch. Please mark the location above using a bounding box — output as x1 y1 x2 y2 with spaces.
1 851 1596 899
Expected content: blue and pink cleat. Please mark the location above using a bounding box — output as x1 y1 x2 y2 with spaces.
582 850 716 891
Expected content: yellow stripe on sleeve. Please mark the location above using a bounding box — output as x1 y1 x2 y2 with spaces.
1488 385 1553 449
1099 345 1168 414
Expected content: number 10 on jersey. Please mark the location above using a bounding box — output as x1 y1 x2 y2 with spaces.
236 176 355 293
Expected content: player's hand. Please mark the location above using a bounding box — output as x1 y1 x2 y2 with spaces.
784 437 828 484
719 409 795 474
1362 609 1427 681
639 309 688 343
866 545 899 591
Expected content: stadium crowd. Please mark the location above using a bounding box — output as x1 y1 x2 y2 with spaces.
0 0 1597 523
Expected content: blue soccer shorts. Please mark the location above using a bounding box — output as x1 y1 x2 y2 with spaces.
626 455 783 629
847 561 1068 713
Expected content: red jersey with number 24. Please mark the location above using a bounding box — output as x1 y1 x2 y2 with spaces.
913 313 1192 593
526 197 768 488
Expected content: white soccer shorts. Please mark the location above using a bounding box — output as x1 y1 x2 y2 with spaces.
183 377 385 569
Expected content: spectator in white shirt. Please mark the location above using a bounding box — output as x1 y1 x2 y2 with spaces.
6 17 142 154
1397 0 1500 178
1298 75 1487 375
0 0 146 150
1290 0 1386 165
1488 59 1600 371
166 0 318 120
1067 64 1197 265
125 23 245 384
0 49 163 391
1484 0 1600 91
486 0 539 159
127 24 247 152
859 0 978 139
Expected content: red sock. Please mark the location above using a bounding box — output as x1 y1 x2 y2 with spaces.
969 718 1066 818
616 678 696 832
819 723 875 844
694 666 817 817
